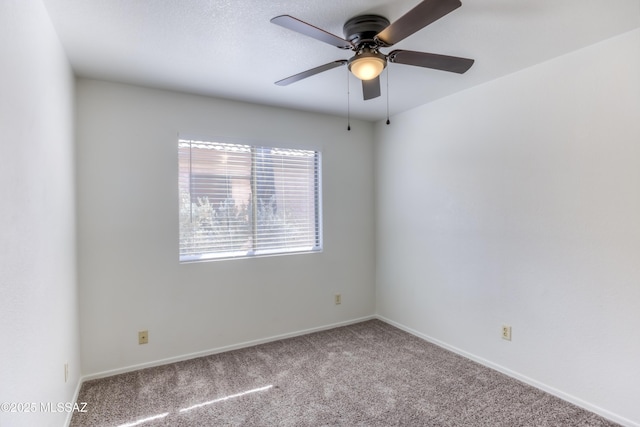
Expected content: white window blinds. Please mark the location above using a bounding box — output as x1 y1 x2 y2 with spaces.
179 139 321 262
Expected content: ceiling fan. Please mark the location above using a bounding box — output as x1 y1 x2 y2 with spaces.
271 0 474 101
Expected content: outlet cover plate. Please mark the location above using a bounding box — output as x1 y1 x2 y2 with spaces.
502 325 512 341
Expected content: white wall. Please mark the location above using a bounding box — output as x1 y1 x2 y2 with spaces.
75 79 376 375
375 29 640 426
0 1 80 426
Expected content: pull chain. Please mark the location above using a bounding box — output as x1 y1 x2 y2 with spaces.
386 67 391 125
347 69 351 131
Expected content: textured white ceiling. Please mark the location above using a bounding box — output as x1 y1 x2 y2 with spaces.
42 0 640 121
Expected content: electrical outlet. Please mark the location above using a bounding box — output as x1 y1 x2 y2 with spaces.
64 363 69 383
138 330 149 345
334 294 341 305
502 325 512 341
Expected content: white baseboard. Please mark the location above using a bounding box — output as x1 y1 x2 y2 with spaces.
64 374 84 427
80 315 376 383
375 315 638 427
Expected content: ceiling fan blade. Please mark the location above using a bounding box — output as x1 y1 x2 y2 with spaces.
271 15 352 49
389 50 474 74
275 60 348 86
362 76 381 100
375 0 461 47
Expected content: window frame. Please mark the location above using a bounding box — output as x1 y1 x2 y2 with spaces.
178 136 323 263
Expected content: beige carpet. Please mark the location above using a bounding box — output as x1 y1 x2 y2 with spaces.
71 319 618 426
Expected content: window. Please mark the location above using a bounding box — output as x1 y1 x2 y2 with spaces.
178 138 322 262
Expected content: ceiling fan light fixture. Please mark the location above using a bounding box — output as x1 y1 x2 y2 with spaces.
272 1 475 101
348 50 387 81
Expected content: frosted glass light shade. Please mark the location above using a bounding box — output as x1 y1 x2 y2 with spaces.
349 55 386 80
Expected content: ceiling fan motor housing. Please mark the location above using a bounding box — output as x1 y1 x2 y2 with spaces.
343 15 390 48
